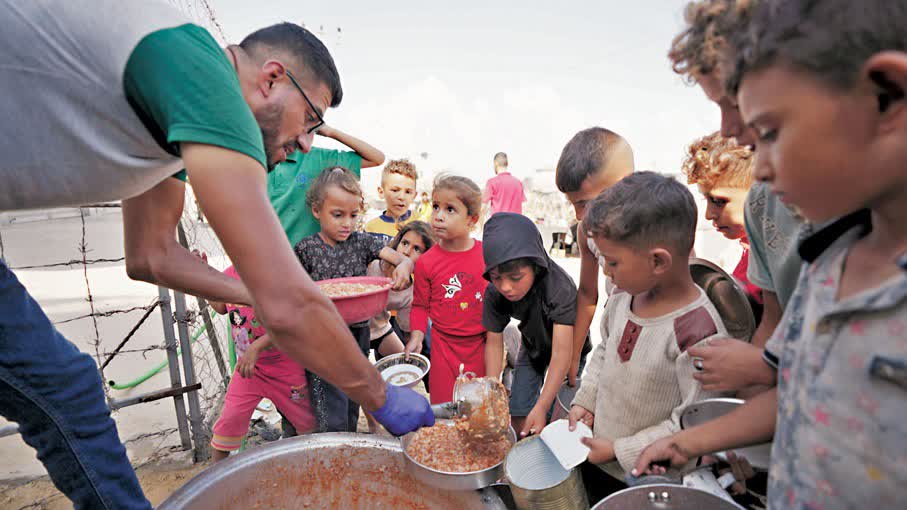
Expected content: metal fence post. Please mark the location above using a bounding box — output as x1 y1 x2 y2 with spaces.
174 290 207 462
158 286 192 450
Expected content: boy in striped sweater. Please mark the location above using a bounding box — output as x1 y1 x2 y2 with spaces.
568 172 727 482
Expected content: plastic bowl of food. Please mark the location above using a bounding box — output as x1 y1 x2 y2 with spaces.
374 352 430 388
317 276 392 325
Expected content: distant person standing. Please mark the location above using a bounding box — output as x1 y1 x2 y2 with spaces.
483 152 526 215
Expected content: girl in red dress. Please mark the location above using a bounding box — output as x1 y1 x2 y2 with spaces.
406 175 487 404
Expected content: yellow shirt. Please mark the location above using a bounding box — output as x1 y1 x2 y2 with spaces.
364 210 414 244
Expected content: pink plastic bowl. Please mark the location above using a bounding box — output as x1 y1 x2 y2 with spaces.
317 276 392 325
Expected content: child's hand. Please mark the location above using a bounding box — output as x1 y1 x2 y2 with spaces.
404 334 423 360
390 259 414 291
568 405 594 431
237 346 260 378
520 405 548 437
580 437 615 464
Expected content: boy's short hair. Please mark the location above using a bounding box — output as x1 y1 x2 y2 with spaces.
491 257 539 276
682 131 754 190
729 0 907 93
555 127 634 193
382 158 418 184
585 171 698 255
494 152 508 167
668 0 755 83
240 23 342 107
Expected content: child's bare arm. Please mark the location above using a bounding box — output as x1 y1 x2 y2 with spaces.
484 331 505 379
316 125 385 168
536 324 572 411
571 226 599 386
379 246 414 290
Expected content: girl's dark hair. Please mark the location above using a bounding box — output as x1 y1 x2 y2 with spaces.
380 221 435 275
433 174 483 217
305 167 364 211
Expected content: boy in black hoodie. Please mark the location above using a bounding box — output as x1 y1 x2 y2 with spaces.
482 213 592 437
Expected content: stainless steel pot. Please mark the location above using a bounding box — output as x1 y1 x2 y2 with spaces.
401 420 517 491
592 484 744 510
157 433 508 509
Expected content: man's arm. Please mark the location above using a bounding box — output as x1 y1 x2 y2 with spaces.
633 388 777 475
122 178 251 305
317 125 385 168
181 143 387 411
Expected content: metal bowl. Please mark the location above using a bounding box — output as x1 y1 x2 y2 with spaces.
374 352 430 388
401 420 517 491
157 433 508 509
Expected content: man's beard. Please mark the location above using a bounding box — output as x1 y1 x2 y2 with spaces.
254 102 289 170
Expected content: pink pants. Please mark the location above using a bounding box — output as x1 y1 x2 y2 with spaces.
211 352 315 452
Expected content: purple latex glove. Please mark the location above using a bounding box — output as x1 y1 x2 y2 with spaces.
370 384 434 436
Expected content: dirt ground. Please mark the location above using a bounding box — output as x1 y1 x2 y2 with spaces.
0 458 208 510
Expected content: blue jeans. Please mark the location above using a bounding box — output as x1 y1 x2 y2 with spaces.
509 346 588 417
0 260 150 509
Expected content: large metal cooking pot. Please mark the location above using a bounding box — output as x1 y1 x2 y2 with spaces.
592 484 744 510
401 420 517 491
157 433 508 509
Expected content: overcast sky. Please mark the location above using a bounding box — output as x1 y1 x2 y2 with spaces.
196 0 718 190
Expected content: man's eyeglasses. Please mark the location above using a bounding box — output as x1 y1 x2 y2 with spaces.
286 69 325 134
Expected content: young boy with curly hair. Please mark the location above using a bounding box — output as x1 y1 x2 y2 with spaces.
682 131 762 309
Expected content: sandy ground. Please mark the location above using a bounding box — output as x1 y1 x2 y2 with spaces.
0 210 731 507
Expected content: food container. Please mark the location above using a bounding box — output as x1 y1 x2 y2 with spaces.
157 433 509 509
503 435 589 510
401 420 517 491
374 352 430 388
452 370 511 442
550 378 582 422
680 398 772 470
317 276 391 324
689 258 756 342
591 484 744 510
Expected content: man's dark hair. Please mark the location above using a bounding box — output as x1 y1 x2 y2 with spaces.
728 0 907 94
240 22 343 107
555 127 633 193
585 171 698 255
492 257 538 276
494 152 508 167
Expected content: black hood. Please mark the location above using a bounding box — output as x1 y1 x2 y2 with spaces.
482 213 550 280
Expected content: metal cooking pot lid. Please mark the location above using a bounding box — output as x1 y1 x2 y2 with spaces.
689 258 756 342
592 484 744 510
680 398 772 470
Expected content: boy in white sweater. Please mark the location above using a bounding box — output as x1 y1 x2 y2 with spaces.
568 171 727 481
